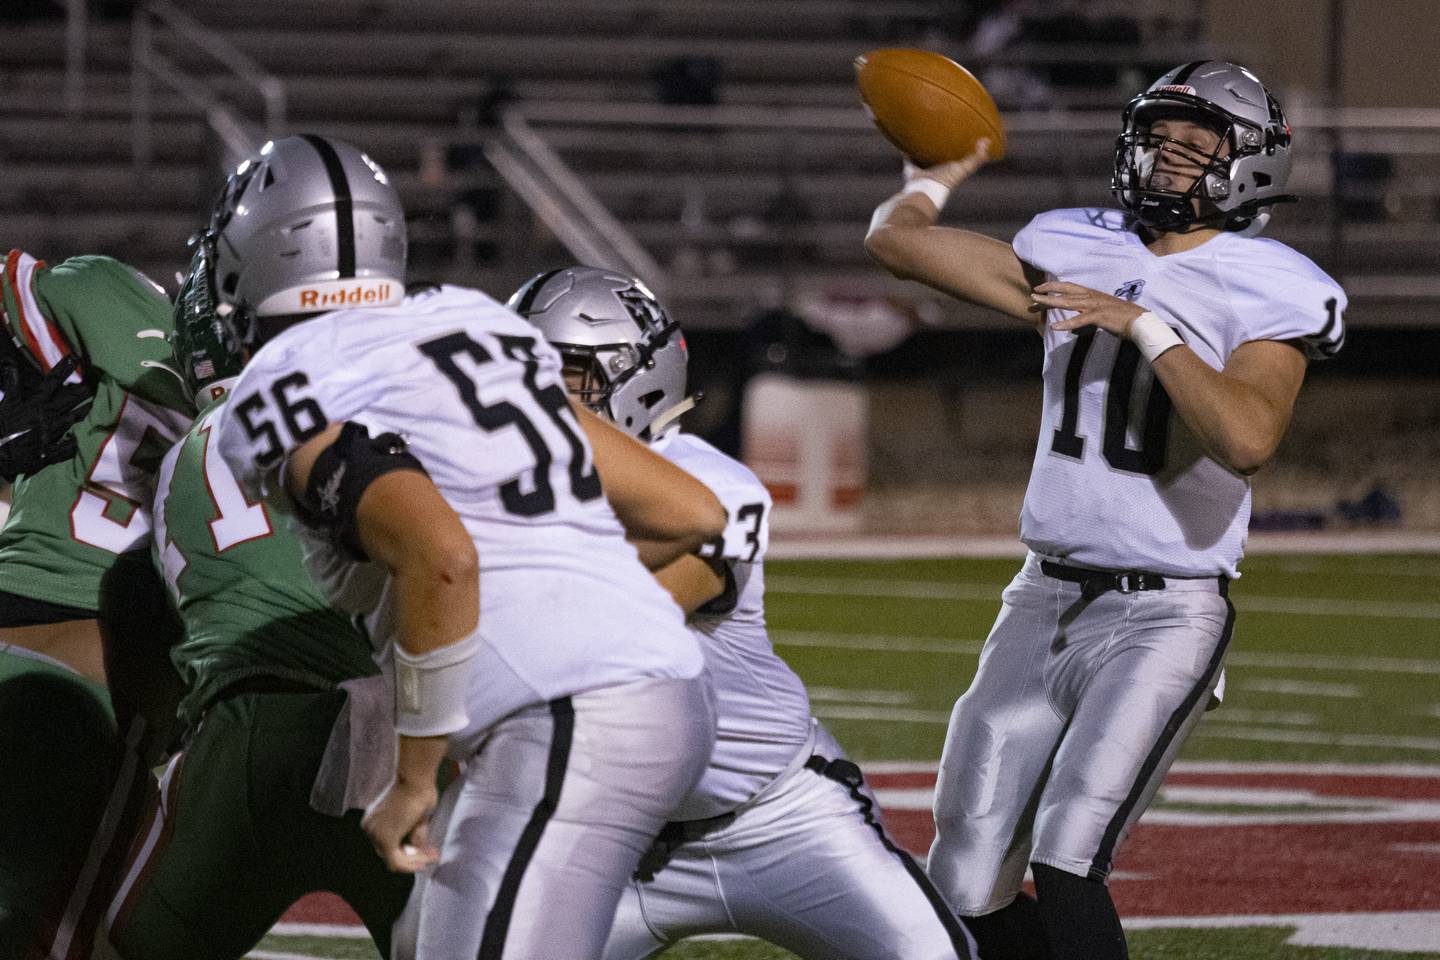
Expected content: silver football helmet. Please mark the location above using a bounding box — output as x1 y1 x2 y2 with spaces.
508 266 690 440
1112 61 1295 235
206 134 407 346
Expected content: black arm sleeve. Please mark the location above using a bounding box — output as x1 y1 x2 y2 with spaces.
300 421 428 561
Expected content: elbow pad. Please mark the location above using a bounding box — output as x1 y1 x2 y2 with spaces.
301 421 428 561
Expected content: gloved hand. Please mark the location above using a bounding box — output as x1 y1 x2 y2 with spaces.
0 354 94 481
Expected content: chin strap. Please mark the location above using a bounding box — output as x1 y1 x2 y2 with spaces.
645 393 700 439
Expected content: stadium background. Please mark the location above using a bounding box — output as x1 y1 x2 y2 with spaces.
4 1 1440 957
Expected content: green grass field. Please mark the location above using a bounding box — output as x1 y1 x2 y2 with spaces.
253 552 1440 959
768 553 1440 766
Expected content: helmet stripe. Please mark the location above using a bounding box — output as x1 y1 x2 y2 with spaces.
512 268 565 316
300 134 356 279
1169 60 1209 86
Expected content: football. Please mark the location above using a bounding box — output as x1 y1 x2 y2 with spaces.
854 48 1006 166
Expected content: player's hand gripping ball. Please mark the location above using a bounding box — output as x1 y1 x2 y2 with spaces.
855 48 1006 166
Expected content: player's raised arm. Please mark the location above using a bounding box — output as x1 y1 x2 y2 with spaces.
571 402 726 568
285 421 479 873
864 142 1042 328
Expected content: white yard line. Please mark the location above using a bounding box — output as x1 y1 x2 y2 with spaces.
1237 679 1363 698
814 704 952 724
768 531 1440 560
1239 595 1440 619
1204 709 1318 727
1196 724 1440 752
772 628 1440 676
267 924 371 939
1392 843 1440 854
861 760 1440 777
766 575 1440 620
1159 785 1367 807
1173 760 1440 776
1227 651 1440 675
767 576 1002 602
770 629 983 655
807 686 914 705
875 782 1440 825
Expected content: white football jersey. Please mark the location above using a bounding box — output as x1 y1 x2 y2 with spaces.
652 430 813 820
218 285 703 737
1013 208 1346 577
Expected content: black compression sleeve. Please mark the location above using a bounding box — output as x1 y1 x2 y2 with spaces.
301 421 428 561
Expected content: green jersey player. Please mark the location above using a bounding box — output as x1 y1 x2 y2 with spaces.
105 239 412 960
0 248 192 959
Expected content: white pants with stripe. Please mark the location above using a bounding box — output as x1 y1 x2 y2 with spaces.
929 552 1233 916
394 675 714 960
603 724 975 960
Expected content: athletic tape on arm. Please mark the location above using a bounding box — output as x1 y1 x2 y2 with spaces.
393 629 483 738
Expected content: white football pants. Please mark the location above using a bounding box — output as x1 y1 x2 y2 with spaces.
929 552 1233 916
395 675 715 960
604 724 976 959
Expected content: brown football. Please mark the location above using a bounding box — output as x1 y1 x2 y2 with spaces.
854 48 1006 166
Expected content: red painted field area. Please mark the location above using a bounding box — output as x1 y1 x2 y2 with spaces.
283 767 1440 926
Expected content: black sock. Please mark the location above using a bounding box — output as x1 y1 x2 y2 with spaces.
961 890 1051 960
1031 862 1127 960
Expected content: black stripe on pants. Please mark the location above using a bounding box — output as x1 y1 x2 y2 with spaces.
478 697 574 959
809 757 973 959
1088 597 1236 879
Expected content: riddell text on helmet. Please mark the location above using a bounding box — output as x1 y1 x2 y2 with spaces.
299 283 396 309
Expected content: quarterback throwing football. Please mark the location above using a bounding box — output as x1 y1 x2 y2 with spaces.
866 62 1345 960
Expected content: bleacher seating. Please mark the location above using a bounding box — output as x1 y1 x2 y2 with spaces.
2 0 1437 330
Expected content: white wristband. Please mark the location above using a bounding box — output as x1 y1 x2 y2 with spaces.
392 628 483 738
1128 311 1184 364
901 177 952 211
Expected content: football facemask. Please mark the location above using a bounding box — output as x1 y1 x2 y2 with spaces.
174 236 247 411
1112 62 1296 235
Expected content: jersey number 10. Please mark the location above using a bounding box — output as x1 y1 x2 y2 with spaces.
1050 329 1174 476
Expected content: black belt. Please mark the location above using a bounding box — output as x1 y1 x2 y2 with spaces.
633 809 738 882
1040 560 1228 599
805 753 864 788
636 754 861 883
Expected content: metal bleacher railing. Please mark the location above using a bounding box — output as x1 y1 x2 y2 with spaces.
434 100 1440 330
130 0 285 172
105 0 1440 331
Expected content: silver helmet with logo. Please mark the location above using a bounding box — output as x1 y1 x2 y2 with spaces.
508 266 689 440
1112 61 1295 235
206 134 407 346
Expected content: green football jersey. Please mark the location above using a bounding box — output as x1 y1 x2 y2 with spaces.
154 399 377 728
0 251 194 611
